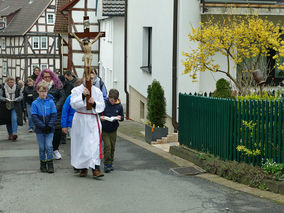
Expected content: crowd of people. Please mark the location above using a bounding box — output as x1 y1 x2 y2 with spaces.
0 67 124 177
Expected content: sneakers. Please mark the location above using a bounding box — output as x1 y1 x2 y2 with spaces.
53 150 62 160
104 164 114 173
28 129 33 133
104 164 111 173
93 169 104 177
8 135 13 140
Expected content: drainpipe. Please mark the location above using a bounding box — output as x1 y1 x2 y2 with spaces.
172 0 178 132
124 0 130 119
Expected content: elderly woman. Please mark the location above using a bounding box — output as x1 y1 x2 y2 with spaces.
34 69 66 159
0 77 23 140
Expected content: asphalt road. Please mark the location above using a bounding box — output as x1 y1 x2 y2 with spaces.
0 124 283 213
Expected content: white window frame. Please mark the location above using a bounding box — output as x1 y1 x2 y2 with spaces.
41 37 48 49
2 37 5 49
33 37 39 49
47 13 55 25
41 64 48 70
0 17 6 30
141 27 152 73
2 61 7 76
55 37 58 50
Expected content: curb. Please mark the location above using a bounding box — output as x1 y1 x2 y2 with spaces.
118 131 284 205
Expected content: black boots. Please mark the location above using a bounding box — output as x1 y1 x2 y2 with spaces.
40 161 47 173
47 160 54 173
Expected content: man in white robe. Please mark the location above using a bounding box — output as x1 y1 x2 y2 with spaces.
70 72 105 177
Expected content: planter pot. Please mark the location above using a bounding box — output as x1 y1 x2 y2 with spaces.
145 124 168 144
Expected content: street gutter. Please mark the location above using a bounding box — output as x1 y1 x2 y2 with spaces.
118 131 284 205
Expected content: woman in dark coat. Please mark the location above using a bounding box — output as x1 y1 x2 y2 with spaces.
0 77 23 140
34 69 65 159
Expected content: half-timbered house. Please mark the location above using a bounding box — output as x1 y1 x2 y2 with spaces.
54 0 101 78
0 0 60 83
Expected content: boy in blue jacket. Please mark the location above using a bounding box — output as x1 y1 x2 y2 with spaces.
100 89 124 173
31 82 57 173
61 94 75 138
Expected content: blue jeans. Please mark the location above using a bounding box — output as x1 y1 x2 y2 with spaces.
6 109 17 135
26 104 34 130
36 133 54 161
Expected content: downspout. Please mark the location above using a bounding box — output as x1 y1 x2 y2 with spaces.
124 0 130 119
172 0 178 132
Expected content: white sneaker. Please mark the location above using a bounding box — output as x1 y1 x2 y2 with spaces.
53 150 62 160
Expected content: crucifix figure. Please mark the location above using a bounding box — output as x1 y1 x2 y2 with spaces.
70 16 105 109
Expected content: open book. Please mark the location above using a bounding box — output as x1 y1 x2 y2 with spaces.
5 98 14 102
102 116 120 122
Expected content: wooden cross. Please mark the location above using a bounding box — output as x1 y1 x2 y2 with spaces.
71 16 105 110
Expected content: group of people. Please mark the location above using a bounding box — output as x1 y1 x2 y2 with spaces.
0 67 124 177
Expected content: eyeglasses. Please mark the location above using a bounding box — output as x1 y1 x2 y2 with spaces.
43 76 51 79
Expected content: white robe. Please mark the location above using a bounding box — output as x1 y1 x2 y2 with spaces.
70 84 105 169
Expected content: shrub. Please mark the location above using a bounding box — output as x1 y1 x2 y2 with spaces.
212 78 233 98
147 80 166 127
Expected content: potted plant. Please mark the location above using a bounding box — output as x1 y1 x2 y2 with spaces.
145 80 168 143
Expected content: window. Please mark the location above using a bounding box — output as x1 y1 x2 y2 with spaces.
141 27 152 73
41 64 48 70
1 37 5 49
237 34 284 86
55 37 58 50
140 101 145 119
41 37 47 49
33 37 39 49
31 64 39 73
0 17 6 30
47 13 55 24
2 61 7 76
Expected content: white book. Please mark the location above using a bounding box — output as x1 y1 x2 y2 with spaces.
103 116 120 122
5 98 14 102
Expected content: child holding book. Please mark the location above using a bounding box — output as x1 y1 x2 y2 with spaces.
31 82 57 173
100 89 124 173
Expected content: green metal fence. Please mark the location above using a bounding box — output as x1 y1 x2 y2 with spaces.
178 94 284 165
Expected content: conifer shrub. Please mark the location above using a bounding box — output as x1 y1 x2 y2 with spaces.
147 80 166 127
212 78 233 98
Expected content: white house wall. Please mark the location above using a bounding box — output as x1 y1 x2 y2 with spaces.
113 17 125 105
100 19 114 90
177 0 201 95
128 0 174 117
100 17 125 105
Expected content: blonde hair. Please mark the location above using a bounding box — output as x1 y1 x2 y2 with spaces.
26 78 34 84
36 82 49 91
5 77 15 82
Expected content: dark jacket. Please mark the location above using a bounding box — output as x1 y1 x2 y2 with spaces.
101 99 124 132
23 85 34 106
34 84 65 129
31 94 57 134
63 75 77 96
28 74 38 82
0 84 23 126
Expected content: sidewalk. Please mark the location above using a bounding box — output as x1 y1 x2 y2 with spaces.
118 119 284 204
